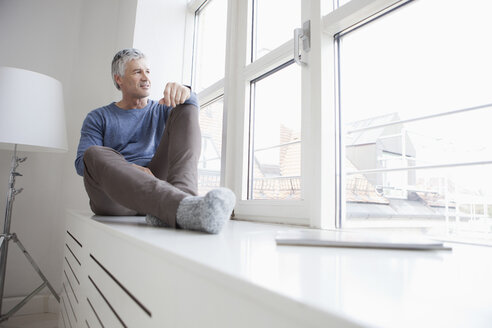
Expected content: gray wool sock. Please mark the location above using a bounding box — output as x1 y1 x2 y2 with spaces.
145 214 170 228
176 188 236 234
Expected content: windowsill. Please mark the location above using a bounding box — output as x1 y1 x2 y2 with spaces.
70 211 492 328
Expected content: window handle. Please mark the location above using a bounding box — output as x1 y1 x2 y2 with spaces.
294 20 311 66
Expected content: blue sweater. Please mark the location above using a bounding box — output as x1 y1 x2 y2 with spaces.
75 94 199 176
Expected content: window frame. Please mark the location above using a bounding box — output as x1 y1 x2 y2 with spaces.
186 0 446 229
186 0 229 191
222 0 322 226
183 0 492 242
326 0 492 232
324 0 419 229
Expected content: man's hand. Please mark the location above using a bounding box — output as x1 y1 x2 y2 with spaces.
159 82 191 108
131 164 155 177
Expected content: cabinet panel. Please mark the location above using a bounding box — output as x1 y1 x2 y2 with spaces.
87 254 152 326
86 275 126 328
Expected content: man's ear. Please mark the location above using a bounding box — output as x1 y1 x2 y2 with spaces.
114 74 122 88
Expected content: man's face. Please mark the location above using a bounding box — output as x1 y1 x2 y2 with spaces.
115 58 151 99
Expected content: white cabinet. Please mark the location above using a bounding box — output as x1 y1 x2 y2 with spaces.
58 212 341 328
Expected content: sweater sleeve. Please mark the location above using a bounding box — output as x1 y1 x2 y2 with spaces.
74 111 104 176
184 91 199 108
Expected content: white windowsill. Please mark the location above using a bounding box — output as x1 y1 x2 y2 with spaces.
70 211 492 328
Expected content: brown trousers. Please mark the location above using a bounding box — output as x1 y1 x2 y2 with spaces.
82 104 201 228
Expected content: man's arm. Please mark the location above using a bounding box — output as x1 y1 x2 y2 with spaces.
74 112 104 176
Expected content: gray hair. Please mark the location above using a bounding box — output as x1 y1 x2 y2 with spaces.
111 48 146 90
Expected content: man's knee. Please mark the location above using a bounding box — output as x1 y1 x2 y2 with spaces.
83 145 121 163
83 146 121 173
169 104 200 134
83 145 104 162
175 103 198 111
171 103 199 120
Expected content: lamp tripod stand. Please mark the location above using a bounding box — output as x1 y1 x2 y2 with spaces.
0 145 60 322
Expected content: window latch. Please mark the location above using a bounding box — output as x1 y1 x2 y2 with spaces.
294 20 311 66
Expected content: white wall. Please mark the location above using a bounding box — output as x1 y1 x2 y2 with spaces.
0 0 82 300
0 0 141 304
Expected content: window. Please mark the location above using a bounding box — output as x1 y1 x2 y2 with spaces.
193 0 228 92
198 97 223 194
248 0 303 200
249 61 301 200
251 0 301 61
190 0 228 196
183 0 492 241
333 0 492 237
215 0 312 225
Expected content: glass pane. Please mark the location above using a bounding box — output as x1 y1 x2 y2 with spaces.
194 0 227 91
339 0 492 231
250 63 301 200
198 98 224 195
252 0 300 61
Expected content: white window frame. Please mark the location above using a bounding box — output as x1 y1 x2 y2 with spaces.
222 0 324 227
323 0 492 232
184 0 417 229
185 0 229 189
323 0 418 229
184 0 228 103
183 0 492 240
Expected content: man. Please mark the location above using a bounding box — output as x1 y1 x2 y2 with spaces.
75 48 235 234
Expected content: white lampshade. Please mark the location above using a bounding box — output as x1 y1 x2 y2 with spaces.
0 66 68 152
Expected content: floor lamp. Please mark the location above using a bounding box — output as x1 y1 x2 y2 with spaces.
0 66 68 321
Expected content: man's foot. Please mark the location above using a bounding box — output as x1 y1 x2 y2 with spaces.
176 188 236 234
